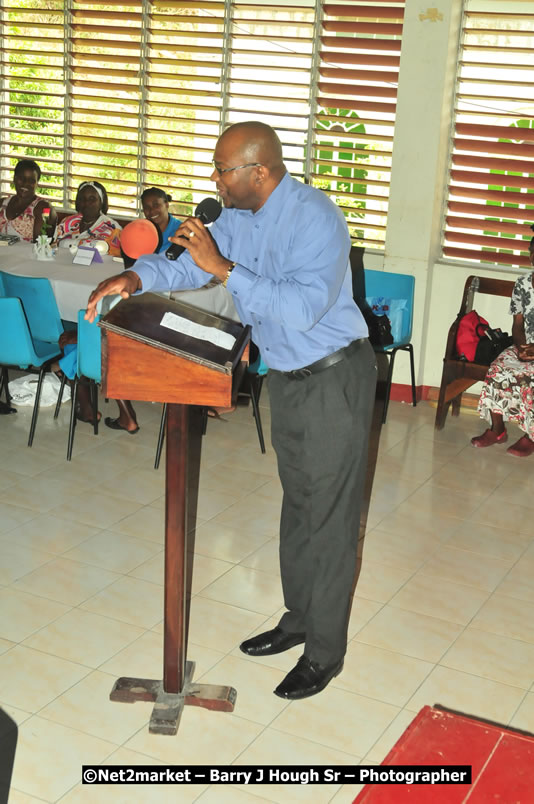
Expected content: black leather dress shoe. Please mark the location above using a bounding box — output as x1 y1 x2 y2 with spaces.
239 626 306 657
273 655 344 699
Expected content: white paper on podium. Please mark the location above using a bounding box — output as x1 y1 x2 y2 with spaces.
160 311 236 351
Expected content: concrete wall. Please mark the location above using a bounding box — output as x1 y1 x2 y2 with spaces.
368 0 524 391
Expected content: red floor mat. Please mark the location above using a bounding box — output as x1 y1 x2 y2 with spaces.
354 705 534 803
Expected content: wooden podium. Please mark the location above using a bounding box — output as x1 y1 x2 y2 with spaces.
99 293 251 735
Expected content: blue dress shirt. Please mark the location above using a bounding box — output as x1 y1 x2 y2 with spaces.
133 173 368 371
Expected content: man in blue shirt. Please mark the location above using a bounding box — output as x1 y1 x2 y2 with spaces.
86 121 377 699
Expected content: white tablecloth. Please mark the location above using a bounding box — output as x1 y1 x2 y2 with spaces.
0 242 239 323
0 242 118 321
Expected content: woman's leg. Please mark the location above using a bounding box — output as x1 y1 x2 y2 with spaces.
75 382 101 424
471 411 507 447
489 411 505 434
104 399 139 433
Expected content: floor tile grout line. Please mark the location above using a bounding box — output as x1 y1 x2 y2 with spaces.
506 687 531 730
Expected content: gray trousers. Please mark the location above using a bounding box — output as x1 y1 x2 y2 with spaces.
268 338 377 666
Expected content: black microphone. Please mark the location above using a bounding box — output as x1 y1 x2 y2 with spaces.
165 197 222 260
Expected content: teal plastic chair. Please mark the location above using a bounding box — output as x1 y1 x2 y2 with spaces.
0 277 5 404
56 311 101 461
0 297 61 445
59 311 168 463
364 269 416 423
0 272 63 345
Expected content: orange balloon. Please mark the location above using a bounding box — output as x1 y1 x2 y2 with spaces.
120 219 159 259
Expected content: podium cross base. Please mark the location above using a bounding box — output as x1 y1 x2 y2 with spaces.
109 661 237 736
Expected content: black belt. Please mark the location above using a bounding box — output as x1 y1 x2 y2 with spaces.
277 338 366 380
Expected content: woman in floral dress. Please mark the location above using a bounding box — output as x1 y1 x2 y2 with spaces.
471 237 534 458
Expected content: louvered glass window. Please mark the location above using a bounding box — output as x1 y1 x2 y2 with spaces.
70 0 143 214
224 0 315 179
443 0 534 268
1 0 65 204
312 0 404 249
1 0 405 243
146 0 226 218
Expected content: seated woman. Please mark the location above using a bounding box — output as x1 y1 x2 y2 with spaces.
141 187 181 252
55 180 121 256
57 219 162 431
471 236 534 458
0 159 57 241
103 219 164 434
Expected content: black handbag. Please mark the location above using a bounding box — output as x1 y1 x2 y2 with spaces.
366 311 394 347
474 326 513 365
354 297 394 348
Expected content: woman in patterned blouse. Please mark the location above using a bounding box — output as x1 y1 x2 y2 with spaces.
472 236 534 458
55 180 121 256
0 159 57 241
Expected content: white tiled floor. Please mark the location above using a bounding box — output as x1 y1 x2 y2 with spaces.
1 394 534 803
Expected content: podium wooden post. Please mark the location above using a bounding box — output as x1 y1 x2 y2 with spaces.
98 294 250 735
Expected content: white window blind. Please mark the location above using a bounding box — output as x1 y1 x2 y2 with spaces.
443 0 534 268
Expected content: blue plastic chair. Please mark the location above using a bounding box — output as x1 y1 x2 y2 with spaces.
59 311 168 463
364 269 416 423
56 311 101 461
0 276 5 401
0 297 61 445
0 272 63 344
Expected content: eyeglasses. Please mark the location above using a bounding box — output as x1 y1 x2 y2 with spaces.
212 162 262 176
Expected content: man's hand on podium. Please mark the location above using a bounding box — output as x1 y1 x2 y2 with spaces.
85 270 141 323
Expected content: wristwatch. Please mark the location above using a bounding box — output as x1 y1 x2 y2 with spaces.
222 261 236 288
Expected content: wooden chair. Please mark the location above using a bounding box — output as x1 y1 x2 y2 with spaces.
435 275 515 430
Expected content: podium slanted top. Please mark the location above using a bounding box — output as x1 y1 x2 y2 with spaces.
99 293 250 375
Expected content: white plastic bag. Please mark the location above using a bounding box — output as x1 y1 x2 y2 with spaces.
8 374 71 407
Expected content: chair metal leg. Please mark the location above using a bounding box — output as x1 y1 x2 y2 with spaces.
201 406 208 435
28 367 46 447
0 367 9 402
67 377 79 461
54 372 67 419
249 376 266 454
382 349 397 424
90 381 99 435
154 403 167 469
407 343 417 407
